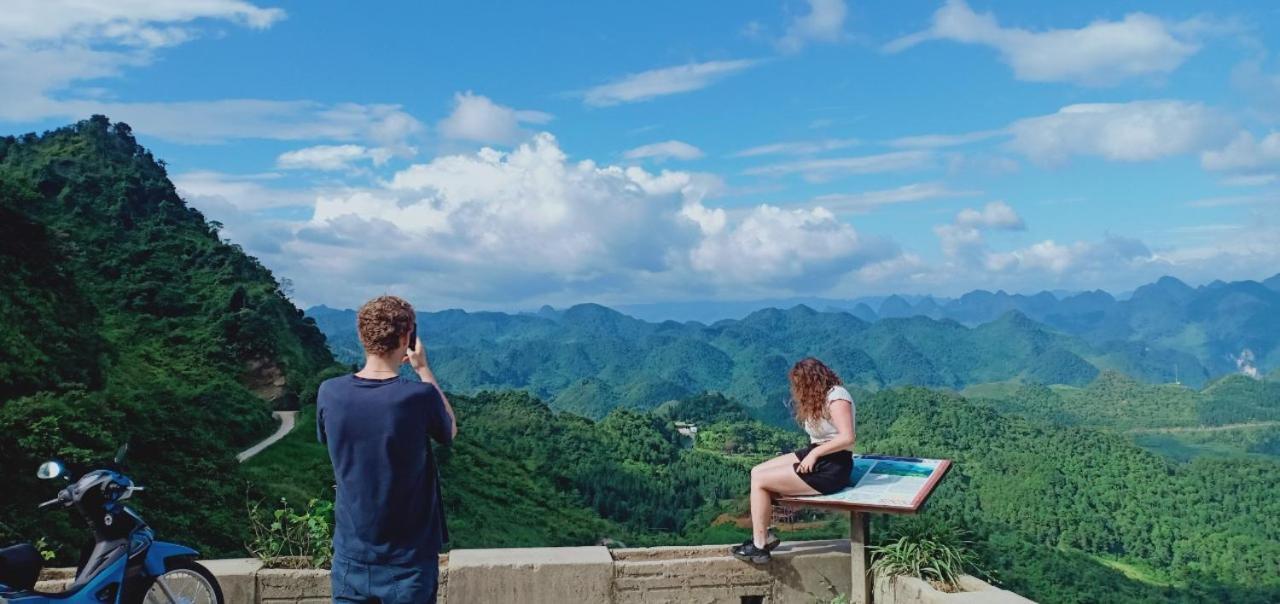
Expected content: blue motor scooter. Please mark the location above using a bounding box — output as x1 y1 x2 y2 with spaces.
0 446 224 603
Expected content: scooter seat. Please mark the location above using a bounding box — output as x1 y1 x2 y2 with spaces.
0 542 41 591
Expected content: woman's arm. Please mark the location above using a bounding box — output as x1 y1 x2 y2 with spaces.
796 400 854 473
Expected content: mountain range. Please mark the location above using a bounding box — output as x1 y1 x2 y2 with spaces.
307 294 1241 425
598 274 1280 380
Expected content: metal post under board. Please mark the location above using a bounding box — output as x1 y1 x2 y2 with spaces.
850 511 872 604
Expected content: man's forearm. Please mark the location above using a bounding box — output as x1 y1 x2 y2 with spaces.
417 367 459 438
416 366 438 387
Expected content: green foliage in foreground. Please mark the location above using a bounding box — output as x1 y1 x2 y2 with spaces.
246 497 334 569
0 118 335 560
869 521 989 590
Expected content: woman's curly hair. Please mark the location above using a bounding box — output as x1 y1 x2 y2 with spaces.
356 295 415 355
789 357 843 427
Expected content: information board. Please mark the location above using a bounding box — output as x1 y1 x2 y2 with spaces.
779 454 951 514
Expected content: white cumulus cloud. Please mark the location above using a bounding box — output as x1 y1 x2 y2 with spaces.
984 236 1155 275
777 0 849 53
583 59 760 106
437 91 552 145
934 201 1025 260
955 200 1025 229
175 170 313 212
276 144 394 171
623 140 705 162
1200 131 1280 172
688 205 889 287
885 0 1200 86
1006 101 1227 164
280 133 893 306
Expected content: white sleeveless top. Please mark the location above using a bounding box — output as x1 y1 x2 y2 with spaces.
804 385 855 447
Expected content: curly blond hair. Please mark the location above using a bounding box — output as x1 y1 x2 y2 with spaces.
789 357 843 427
356 295 415 355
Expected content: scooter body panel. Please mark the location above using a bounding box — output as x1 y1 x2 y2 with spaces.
142 541 198 576
0 552 127 603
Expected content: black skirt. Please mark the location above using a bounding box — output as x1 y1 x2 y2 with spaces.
791 444 853 495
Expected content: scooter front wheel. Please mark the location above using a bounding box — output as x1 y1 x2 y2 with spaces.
133 559 224 604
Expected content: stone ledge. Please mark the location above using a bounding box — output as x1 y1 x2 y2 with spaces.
201 558 262 604
448 546 612 604
876 575 1035 604
613 540 853 603
28 541 1034 603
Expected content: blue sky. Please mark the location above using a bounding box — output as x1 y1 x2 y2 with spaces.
3 0 1279 309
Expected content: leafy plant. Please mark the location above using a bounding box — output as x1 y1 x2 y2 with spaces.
869 522 991 592
33 537 56 562
247 497 334 569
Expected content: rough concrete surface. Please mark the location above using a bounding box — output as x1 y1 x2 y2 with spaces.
612 540 856 604
201 558 263 604
876 574 1036 604
256 567 331 604
447 546 613 604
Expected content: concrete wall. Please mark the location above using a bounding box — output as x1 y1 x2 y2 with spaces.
612 540 852 603
34 541 1033 603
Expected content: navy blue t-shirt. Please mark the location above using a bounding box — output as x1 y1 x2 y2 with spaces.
317 374 453 564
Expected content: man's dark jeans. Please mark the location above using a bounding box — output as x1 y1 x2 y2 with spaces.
330 553 440 603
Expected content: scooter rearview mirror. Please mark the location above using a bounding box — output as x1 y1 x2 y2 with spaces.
37 460 64 480
114 443 128 464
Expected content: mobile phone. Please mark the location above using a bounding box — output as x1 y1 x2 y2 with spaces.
407 324 417 350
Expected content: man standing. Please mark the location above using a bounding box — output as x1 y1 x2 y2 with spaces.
318 295 457 603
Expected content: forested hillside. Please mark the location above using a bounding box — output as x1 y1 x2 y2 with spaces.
967 371 1280 431
0 117 336 557
309 301 1210 426
244 391 768 549
858 387 1280 603
243 386 1280 603
967 372 1280 463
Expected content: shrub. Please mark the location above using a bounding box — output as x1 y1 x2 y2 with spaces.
247 497 333 569
869 522 991 592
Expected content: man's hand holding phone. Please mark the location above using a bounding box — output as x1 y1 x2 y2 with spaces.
404 325 433 384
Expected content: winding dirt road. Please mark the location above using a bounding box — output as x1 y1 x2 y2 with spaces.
236 410 298 463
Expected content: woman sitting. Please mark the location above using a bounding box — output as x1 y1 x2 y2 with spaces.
732 357 855 564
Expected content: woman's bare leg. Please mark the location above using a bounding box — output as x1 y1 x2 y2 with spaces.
748 463 818 547
753 452 800 472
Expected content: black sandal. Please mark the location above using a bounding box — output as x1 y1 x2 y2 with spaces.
732 540 771 564
764 528 781 551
